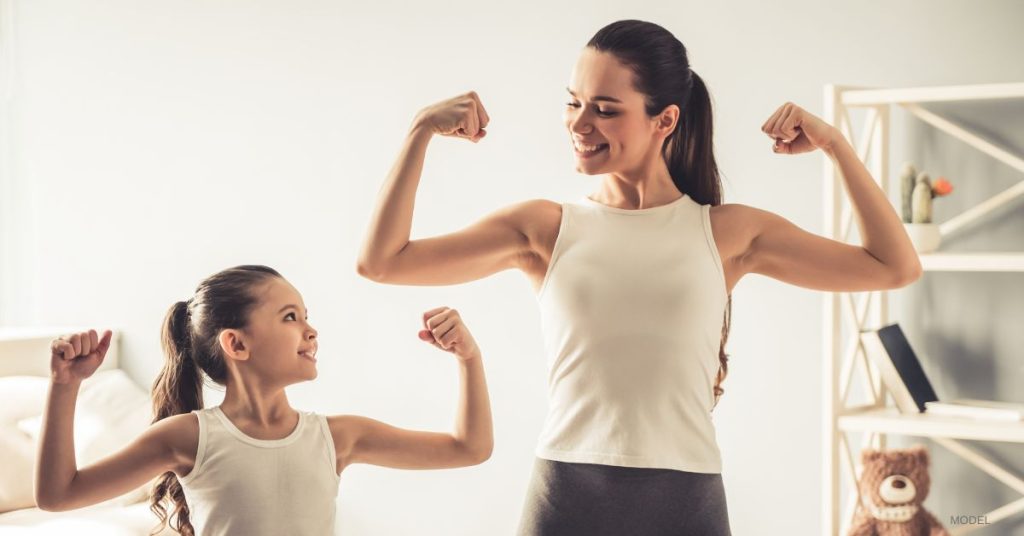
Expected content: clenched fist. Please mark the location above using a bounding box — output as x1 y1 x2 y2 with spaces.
761 102 840 155
413 91 491 143
49 329 113 385
417 307 481 361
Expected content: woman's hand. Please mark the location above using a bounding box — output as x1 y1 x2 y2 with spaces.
413 91 490 143
418 307 481 361
49 329 112 385
761 102 841 155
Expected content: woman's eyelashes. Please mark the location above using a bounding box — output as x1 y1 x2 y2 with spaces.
284 312 309 321
565 102 618 117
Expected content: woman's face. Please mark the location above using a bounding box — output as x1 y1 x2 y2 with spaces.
228 277 319 385
564 47 670 176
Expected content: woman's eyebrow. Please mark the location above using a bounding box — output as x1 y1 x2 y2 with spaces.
566 87 622 104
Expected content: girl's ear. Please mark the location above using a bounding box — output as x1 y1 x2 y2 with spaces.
219 329 251 362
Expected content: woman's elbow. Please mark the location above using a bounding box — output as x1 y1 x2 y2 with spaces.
355 257 387 282
901 259 924 285
34 492 67 512
459 439 493 466
890 262 923 289
467 445 493 466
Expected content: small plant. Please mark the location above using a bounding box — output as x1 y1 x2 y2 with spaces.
899 162 954 224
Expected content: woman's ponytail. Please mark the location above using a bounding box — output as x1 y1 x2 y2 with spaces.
668 70 719 206
671 70 733 409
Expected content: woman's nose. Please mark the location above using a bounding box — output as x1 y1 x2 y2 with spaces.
566 112 590 135
569 114 590 133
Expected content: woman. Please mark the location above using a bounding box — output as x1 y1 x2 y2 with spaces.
357 19 921 536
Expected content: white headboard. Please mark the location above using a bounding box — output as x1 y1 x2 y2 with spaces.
0 327 121 377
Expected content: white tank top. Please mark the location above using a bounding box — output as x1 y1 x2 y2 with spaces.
178 406 340 535
535 193 729 474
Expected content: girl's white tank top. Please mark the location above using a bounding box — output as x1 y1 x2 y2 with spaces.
535 193 729 474
177 406 340 535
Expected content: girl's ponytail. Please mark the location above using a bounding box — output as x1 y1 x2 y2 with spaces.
149 300 201 536
154 300 204 419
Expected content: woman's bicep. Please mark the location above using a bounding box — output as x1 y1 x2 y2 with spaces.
47 422 178 511
745 207 912 292
358 202 540 286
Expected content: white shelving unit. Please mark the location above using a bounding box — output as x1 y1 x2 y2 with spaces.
822 82 1024 536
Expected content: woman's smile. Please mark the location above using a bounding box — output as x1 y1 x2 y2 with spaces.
573 141 609 158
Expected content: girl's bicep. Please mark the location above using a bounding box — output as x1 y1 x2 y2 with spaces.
53 420 181 511
330 415 474 470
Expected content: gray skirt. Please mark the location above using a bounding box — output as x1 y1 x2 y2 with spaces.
517 458 732 536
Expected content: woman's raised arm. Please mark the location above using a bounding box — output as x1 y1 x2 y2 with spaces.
357 92 558 286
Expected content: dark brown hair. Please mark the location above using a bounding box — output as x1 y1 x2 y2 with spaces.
148 265 282 535
587 20 732 407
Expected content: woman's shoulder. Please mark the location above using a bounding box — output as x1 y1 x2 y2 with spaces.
501 199 564 254
502 198 562 218
502 198 562 231
708 202 765 264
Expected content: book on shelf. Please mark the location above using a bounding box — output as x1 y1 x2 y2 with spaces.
924 399 1024 421
860 323 1017 421
860 323 939 413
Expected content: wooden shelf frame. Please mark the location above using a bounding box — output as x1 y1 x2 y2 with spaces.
822 82 1024 536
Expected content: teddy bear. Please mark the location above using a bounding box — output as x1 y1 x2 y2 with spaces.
847 445 949 536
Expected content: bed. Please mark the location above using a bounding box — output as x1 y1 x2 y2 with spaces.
0 327 176 535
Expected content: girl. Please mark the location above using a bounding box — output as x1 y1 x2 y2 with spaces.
356 19 921 536
34 264 493 535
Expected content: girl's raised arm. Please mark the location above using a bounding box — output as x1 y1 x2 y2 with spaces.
35 330 195 511
357 91 559 286
328 307 493 471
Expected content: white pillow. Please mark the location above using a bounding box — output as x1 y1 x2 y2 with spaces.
0 370 156 513
0 424 35 513
0 376 50 424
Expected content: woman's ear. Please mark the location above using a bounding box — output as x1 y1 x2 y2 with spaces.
655 104 680 138
219 329 251 362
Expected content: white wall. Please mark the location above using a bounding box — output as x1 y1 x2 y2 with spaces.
2 1 1023 534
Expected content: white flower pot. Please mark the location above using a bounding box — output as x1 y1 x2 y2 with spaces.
904 223 941 253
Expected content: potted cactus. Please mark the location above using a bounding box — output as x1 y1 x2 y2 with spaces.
900 162 954 253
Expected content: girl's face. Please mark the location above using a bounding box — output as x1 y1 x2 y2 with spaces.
564 47 671 177
234 277 319 385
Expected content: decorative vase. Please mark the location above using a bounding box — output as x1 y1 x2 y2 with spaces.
904 223 941 253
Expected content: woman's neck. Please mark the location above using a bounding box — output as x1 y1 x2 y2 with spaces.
591 171 681 210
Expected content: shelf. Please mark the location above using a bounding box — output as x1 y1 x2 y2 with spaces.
840 82 1024 107
825 81 1024 536
838 407 1024 443
919 252 1024 272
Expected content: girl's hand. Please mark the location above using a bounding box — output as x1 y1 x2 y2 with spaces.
413 91 490 143
417 307 481 361
761 102 840 155
49 329 113 385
